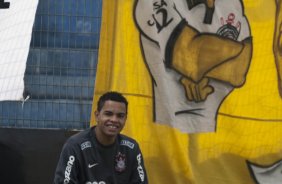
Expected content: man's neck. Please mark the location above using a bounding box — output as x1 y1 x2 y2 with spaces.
94 127 116 146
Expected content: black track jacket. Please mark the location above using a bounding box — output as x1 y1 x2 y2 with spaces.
53 127 148 184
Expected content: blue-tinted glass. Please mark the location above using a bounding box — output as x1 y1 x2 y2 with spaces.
31 102 39 119
47 32 55 48
41 15 49 31
44 121 53 128
69 51 80 66
23 120 30 128
34 15 41 30
97 0 102 16
33 49 41 64
49 0 56 14
62 16 70 32
40 50 48 67
37 0 43 13
63 0 72 15
92 50 98 63
32 31 41 47
69 33 76 48
66 103 74 121
81 105 91 122
0 103 3 116
89 68 96 78
76 0 85 16
8 119 16 127
60 77 67 88
74 86 81 98
84 18 92 33
16 120 24 128
40 0 49 14
70 17 77 32
53 78 61 97
85 0 92 16
61 32 70 48
37 121 45 128
30 120 37 128
91 34 99 48
30 33 35 47
17 107 24 120
70 0 77 15
45 102 53 120
40 32 48 47
40 51 48 68
61 51 70 67
75 34 83 48
52 103 60 121
55 0 63 15
92 0 99 17
49 15 56 31
92 18 99 33
76 17 84 33
28 50 39 65
88 83 94 94
46 76 54 88
66 68 75 76
56 16 63 32
81 88 88 99
73 105 80 121
40 76 47 85
68 86 75 99
81 35 88 49
59 103 67 120
38 103 46 119
31 75 40 85
55 32 62 48
81 52 90 68
2 102 10 118
4 101 14 118
97 17 101 32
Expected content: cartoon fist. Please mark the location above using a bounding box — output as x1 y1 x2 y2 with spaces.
180 77 214 102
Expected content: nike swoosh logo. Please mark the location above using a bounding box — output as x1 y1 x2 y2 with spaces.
88 163 98 168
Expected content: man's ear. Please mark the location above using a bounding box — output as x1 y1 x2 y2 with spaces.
94 111 99 119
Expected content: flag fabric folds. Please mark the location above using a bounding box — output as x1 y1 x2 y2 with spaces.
92 0 282 183
0 0 38 101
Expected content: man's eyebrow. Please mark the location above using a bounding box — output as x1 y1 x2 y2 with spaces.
103 110 125 114
103 110 113 113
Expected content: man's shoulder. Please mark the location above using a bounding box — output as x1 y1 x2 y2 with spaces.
65 128 92 147
118 134 139 150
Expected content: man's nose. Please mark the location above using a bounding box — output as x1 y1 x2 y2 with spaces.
110 115 119 122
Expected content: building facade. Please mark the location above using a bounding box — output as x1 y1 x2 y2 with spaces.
0 0 102 129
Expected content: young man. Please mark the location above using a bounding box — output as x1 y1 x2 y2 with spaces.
53 91 148 184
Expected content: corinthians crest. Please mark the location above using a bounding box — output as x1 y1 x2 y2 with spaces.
115 152 126 172
217 13 241 40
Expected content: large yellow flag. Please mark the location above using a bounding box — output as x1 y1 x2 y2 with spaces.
92 0 282 183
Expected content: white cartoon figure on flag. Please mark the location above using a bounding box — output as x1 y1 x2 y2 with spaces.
134 0 252 133
247 159 282 184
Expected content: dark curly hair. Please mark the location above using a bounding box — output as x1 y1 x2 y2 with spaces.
97 91 128 112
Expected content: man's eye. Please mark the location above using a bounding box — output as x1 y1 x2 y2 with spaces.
104 112 113 116
117 114 126 118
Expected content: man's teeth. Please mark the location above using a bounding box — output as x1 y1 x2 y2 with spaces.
108 125 118 129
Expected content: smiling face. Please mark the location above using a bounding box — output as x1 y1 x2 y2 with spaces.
94 100 127 145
